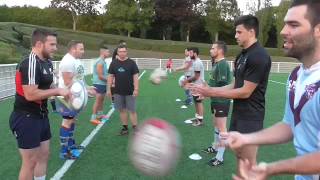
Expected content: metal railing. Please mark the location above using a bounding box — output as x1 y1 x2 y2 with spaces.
0 58 300 100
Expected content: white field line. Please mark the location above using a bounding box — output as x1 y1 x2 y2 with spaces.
51 70 146 180
269 80 287 85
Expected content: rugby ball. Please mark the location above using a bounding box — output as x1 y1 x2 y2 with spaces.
129 118 181 177
70 81 88 111
149 68 167 85
178 75 186 87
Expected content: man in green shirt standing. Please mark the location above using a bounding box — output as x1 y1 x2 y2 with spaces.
90 45 110 125
202 41 232 166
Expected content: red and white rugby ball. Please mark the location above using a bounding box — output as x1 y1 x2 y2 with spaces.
129 118 181 177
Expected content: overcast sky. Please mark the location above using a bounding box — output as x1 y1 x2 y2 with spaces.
0 0 282 14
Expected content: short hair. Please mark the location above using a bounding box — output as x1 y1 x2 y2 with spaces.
118 40 126 45
117 44 127 50
190 47 199 55
213 41 227 54
67 40 83 50
234 15 259 37
185 47 191 51
31 28 57 47
290 0 320 27
100 44 108 50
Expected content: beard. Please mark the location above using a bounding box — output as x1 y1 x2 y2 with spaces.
42 49 52 59
284 33 315 60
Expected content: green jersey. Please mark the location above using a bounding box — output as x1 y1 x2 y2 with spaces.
209 59 232 105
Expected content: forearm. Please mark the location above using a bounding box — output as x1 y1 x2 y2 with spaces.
267 152 320 176
107 75 114 91
24 88 61 101
245 122 293 146
98 75 107 82
133 74 139 90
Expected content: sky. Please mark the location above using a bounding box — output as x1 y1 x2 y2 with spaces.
0 0 282 13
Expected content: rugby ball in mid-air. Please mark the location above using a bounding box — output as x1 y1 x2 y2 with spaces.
178 75 186 87
149 68 167 85
129 118 181 177
69 81 88 111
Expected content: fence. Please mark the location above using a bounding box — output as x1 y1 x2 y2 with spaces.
0 58 300 100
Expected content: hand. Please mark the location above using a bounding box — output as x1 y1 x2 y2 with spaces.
188 83 212 97
233 159 268 180
58 88 71 98
133 89 138 97
87 86 97 96
220 131 248 151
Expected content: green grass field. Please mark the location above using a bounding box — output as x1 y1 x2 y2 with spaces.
0 72 295 179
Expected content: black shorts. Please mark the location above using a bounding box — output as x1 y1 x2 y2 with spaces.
211 103 230 117
229 119 263 133
9 111 51 149
193 95 202 103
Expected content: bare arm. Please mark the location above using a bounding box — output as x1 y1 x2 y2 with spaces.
244 122 293 146
175 61 191 72
133 73 139 96
107 74 114 91
61 72 74 88
266 152 320 176
23 85 67 101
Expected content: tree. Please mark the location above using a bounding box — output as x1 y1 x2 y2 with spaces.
204 0 240 42
136 0 155 38
180 0 202 42
256 0 274 45
275 0 291 48
50 0 100 31
104 0 138 37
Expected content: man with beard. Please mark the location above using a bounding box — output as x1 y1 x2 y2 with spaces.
223 1 320 179
190 15 271 172
9 28 70 180
202 41 232 167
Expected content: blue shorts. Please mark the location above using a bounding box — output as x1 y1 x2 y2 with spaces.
55 98 79 119
9 111 51 149
93 84 107 94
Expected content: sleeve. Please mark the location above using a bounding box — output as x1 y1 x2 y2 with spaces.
193 61 202 72
59 59 75 73
20 58 41 85
132 60 139 75
244 53 270 84
216 62 230 87
108 61 115 74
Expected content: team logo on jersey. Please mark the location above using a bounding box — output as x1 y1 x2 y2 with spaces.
118 67 125 72
305 84 318 99
43 69 48 75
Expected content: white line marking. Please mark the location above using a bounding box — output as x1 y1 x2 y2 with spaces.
51 70 146 180
269 80 286 85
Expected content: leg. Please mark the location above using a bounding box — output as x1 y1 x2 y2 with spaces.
34 140 50 178
129 111 138 127
119 109 129 126
19 148 39 180
126 95 137 127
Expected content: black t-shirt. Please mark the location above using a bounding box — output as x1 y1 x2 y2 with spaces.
232 42 271 121
108 58 139 95
14 52 53 115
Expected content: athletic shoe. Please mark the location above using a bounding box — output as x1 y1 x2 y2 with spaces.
118 128 129 136
90 119 101 125
201 146 217 154
59 152 78 160
208 158 223 167
192 120 203 127
70 144 85 150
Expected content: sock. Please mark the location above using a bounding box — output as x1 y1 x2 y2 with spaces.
68 123 75 149
215 133 225 161
91 114 97 120
34 175 46 180
213 128 219 148
60 126 70 155
97 111 103 116
122 125 128 130
50 99 56 111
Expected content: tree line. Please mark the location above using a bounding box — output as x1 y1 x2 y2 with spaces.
0 0 292 48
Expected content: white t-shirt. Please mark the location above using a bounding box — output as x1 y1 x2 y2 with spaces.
191 58 205 85
58 53 85 88
105 57 112 70
184 56 193 77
